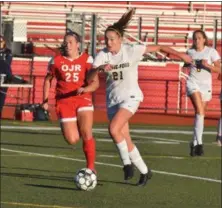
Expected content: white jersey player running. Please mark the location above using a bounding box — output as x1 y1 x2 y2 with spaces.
91 8 192 186
93 43 145 112
185 30 221 156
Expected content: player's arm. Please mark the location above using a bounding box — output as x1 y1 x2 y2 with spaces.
144 45 192 64
42 58 55 110
87 51 113 81
201 59 221 74
87 64 112 80
43 73 53 104
77 71 100 95
85 72 100 93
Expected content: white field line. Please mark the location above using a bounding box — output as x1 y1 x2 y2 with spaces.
1 125 217 146
96 131 185 143
95 131 216 146
97 138 179 145
0 125 217 135
1 148 221 184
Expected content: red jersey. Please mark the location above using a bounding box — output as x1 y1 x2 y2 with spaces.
48 53 93 99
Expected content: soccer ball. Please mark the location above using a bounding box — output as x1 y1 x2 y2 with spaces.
74 168 97 191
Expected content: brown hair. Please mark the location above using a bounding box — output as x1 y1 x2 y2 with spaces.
59 29 81 56
105 8 136 37
192 30 209 49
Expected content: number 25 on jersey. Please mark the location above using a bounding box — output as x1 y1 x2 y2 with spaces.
61 64 81 82
65 72 79 82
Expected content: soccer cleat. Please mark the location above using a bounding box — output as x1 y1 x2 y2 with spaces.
190 143 198 156
216 136 222 147
195 144 204 156
123 164 134 180
137 169 153 186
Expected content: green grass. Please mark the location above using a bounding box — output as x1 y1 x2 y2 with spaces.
1 121 221 208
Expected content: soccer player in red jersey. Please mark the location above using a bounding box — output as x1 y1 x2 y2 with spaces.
42 30 99 172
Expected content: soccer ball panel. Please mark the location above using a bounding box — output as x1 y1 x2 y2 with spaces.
78 177 85 185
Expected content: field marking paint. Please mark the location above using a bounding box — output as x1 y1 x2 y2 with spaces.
2 154 220 160
1 148 221 184
99 154 117 158
95 131 215 146
0 201 81 208
97 138 179 145
1 125 217 135
2 125 217 145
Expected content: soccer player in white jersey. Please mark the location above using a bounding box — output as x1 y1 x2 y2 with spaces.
185 30 221 155
90 8 192 186
216 74 222 146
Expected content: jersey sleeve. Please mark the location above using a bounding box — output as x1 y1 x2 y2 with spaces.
86 55 93 71
211 48 221 63
47 57 56 76
93 51 105 68
132 44 146 61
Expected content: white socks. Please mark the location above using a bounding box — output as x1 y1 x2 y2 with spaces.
217 118 222 137
116 140 148 174
193 114 204 145
116 140 131 165
129 146 148 174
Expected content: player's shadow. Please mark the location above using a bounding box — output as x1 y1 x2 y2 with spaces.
25 184 81 191
25 182 103 191
2 129 61 136
0 141 73 150
0 166 74 174
98 179 136 187
1 172 73 182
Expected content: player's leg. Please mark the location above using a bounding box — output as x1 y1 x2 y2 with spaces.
77 104 96 172
121 123 152 186
190 91 206 156
108 106 134 180
0 87 8 119
56 101 80 144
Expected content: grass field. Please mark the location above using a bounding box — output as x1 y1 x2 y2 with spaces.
0 120 221 208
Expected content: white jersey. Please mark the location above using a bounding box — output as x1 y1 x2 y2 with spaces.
93 44 146 107
187 46 221 88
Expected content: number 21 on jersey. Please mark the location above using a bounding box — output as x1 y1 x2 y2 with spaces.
112 71 123 80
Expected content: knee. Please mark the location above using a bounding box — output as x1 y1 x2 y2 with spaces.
109 123 120 138
79 128 92 140
64 135 80 145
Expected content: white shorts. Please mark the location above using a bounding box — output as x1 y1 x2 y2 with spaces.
107 99 140 120
186 80 212 102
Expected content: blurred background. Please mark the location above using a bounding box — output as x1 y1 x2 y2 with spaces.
0 1 221 123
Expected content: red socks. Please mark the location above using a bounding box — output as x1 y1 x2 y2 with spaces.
83 138 96 171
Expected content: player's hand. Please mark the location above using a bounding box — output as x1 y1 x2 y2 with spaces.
76 87 85 95
201 59 210 68
42 102 49 111
104 64 113 71
97 64 113 72
181 53 193 64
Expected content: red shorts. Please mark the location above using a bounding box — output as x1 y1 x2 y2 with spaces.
56 95 93 122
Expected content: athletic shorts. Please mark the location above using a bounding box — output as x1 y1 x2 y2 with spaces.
107 99 140 120
56 96 94 122
186 79 212 102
